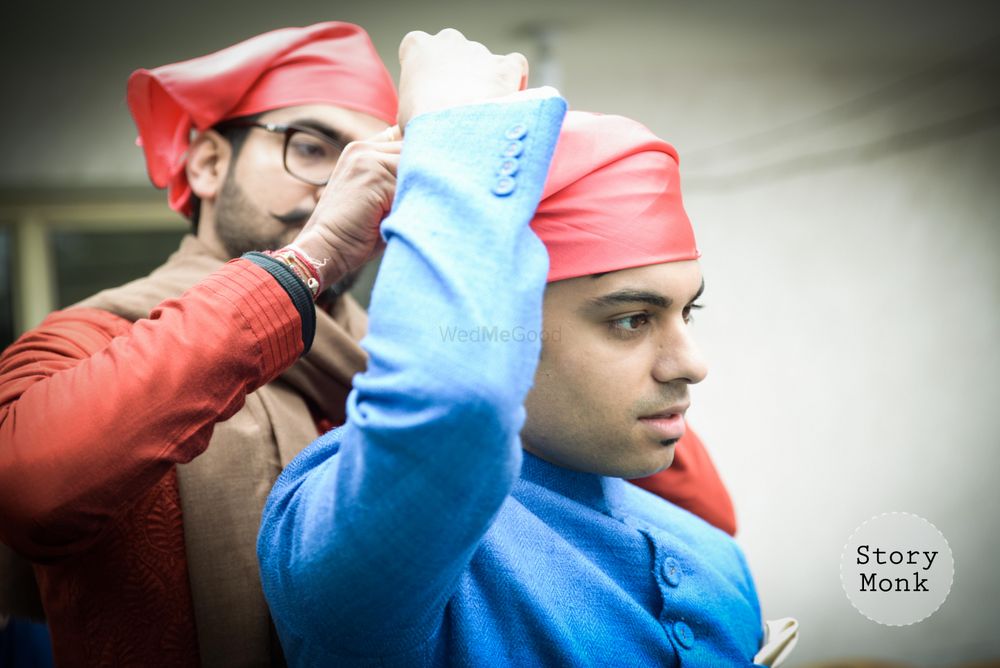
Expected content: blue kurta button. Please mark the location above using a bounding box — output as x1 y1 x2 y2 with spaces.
505 123 528 140
502 140 524 158
672 620 695 649
662 557 682 587
492 176 516 196
497 158 520 176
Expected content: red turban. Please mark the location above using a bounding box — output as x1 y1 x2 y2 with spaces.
127 22 398 218
532 111 698 282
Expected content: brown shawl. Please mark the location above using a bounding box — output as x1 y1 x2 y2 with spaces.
2 235 367 667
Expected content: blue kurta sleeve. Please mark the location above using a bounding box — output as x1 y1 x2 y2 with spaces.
258 96 568 659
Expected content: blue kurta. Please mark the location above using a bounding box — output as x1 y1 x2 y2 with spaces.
258 96 765 666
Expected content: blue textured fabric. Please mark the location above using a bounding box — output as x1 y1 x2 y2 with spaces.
258 97 765 667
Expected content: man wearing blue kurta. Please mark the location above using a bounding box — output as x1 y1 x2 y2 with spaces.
258 30 769 666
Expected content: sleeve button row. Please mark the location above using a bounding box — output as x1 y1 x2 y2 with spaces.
492 124 528 196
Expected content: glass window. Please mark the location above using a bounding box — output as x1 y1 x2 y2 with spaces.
0 226 13 350
51 229 186 308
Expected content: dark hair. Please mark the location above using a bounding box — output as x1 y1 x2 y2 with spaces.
188 112 264 232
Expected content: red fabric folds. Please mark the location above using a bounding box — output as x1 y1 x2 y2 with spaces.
534 111 698 283
127 21 397 217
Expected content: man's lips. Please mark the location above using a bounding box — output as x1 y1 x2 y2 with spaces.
639 403 689 421
638 404 689 442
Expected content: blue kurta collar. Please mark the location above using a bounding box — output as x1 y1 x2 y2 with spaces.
518 449 631 517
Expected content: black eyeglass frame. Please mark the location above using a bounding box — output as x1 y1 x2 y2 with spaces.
215 120 346 186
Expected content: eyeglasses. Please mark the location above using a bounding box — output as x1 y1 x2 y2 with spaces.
217 121 346 186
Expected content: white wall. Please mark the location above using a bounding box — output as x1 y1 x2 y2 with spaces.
2 1 998 664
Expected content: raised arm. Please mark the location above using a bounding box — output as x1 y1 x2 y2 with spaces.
258 31 566 659
0 133 400 560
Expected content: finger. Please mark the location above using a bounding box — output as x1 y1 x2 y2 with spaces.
435 27 467 41
436 28 492 58
366 124 401 143
379 153 401 177
345 150 400 178
506 51 529 90
399 30 429 61
375 141 403 154
348 140 403 155
493 53 528 92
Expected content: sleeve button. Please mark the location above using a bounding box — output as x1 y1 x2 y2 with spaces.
504 123 528 140
497 158 520 176
501 140 524 158
492 176 517 196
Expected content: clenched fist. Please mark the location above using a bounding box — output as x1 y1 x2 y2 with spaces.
397 28 528 131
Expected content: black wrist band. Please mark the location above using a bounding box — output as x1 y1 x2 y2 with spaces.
243 252 316 354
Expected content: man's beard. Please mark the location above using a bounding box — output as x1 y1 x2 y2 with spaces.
212 172 366 298
213 174 311 258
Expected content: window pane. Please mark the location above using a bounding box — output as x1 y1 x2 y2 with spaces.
0 226 13 350
51 229 186 308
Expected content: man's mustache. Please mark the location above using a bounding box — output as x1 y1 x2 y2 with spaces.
633 394 689 418
271 207 313 226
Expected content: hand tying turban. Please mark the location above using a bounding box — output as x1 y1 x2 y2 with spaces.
127 22 398 217
533 111 699 282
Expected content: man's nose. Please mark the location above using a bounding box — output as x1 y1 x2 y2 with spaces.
651 324 708 385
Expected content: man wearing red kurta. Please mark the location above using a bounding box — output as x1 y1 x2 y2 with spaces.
0 22 735 667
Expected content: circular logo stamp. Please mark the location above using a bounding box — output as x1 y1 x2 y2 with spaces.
840 512 954 626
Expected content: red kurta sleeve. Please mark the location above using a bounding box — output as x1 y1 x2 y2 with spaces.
629 427 738 536
0 260 303 559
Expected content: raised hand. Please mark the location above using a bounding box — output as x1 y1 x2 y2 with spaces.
396 28 528 131
288 125 401 290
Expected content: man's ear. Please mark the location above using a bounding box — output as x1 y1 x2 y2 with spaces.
186 130 232 200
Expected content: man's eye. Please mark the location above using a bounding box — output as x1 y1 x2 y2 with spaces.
608 313 650 337
289 135 339 162
683 302 704 324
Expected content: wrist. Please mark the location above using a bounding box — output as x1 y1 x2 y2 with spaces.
287 232 351 292
266 247 321 299
240 252 317 353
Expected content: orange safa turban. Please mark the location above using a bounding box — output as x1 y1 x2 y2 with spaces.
533 111 698 282
127 22 398 217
